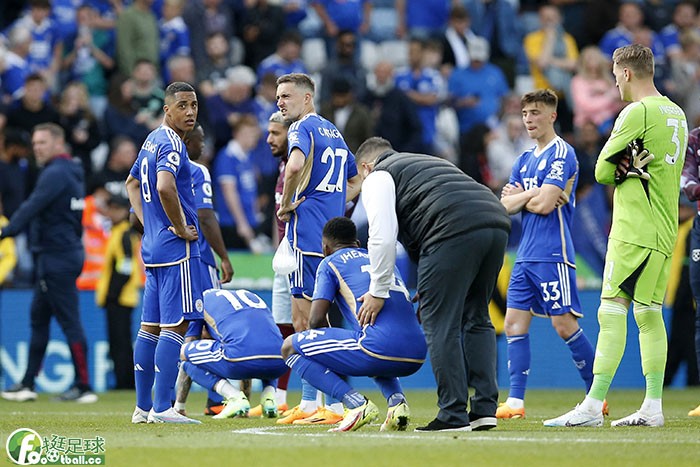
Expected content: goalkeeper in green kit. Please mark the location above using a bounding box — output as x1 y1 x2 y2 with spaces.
545 44 688 428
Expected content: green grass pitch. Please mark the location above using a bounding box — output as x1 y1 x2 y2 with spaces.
2 389 699 466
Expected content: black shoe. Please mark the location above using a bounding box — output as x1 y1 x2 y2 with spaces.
1 383 37 402
415 418 471 432
53 387 98 403
469 413 497 431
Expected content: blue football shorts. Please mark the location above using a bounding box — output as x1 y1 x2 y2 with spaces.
507 261 583 318
141 258 204 327
292 327 422 378
182 339 287 380
289 251 322 300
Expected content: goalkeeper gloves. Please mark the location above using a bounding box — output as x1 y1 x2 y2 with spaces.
615 140 654 183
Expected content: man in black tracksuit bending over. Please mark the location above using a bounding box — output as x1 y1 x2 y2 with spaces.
1 123 96 403
354 137 511 431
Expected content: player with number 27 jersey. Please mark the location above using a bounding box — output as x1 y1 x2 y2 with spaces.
286 114 358 255
130 125 200 266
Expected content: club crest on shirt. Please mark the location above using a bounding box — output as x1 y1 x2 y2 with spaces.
692 249 700 262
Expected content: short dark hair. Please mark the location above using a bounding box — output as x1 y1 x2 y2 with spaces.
165 81 196 99
355 137 393 164
323 217 357 245
25 72 45 85
521 89 558 110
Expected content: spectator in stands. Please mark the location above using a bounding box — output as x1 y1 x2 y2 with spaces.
102 74 150 146
206 65 258 151
76 179 110 292
240 0 286 70
6 73 60 136
660 1 699 62
320 30 367 103
90 136 137 202
311 0 372 59
396 0 451 40
464 0 522 86
130 59 165 132
159 0 190 83
6 0 62 89
364 60 424 153
0 26 31 104
166 54 195 85
0 128 30 220
440 5 479 76
570 45 624 134
320 77 373 153
57 82 101 181
523 3 578 134
669 30 700 128
447 37 508 139
486 113 530 190
183 0 235 73
197 32 235 98
282 0 310 31
395 37 446 155
61 3 115 120
213 114 261 251
115 0 159 76
257 30 307 82
599 2 665 60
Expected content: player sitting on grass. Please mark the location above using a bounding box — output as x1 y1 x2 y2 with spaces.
179 288 288 420
281 217 427 432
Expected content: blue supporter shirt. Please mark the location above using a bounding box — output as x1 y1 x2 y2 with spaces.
190 160 216 268
256 55 307 82
202 288 284 360
405 0 450 32
286 113 358 255
394 67 445 148
159 16 190 80
8 16 62 73
0 52 29 101
509 136 578 265
129 125 200 267
312 0 367 32
448 63 509 134
313 247 427 361
213 140 259 230
599 26 666 62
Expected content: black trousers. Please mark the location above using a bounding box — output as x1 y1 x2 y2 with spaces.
106 303 135 389
23 251 90 390
418 228 509 425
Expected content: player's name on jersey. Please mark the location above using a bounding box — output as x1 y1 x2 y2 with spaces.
317 127 343 139
337 249 368 263
658 105 683 116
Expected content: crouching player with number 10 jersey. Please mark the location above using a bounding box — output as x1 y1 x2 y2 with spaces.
281 217 427 432
180 288 288 419
126 82 203 424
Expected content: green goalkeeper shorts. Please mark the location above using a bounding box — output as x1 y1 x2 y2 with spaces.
600 238 671 306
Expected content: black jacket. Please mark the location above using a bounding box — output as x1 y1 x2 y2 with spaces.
374 151 510 262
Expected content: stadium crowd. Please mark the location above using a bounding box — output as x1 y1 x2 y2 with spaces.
0 0 700 421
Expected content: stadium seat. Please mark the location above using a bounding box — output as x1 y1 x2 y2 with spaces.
301 38 328 73
379 40 409 68
369 8 398 42
360 40 379 72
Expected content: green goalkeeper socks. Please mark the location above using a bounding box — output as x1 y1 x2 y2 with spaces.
589 300 628 401
634 304 667 400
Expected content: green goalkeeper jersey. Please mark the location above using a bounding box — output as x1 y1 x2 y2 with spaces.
596 95 688 256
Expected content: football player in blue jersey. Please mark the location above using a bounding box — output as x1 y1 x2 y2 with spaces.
275 73 362 423
180 288 288 420
498 89 598 420
281 217 427 432
174 122 235 417
126 81 203 424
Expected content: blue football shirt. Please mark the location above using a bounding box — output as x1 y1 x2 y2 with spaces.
509 136 579 265
286 113 358 255
202 289 284 360
313 247 426 361
190 160 216 268
129 125 200 266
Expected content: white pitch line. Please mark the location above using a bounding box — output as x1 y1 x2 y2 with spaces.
230 425 700 444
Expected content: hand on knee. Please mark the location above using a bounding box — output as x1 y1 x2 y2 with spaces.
281 335 297 360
